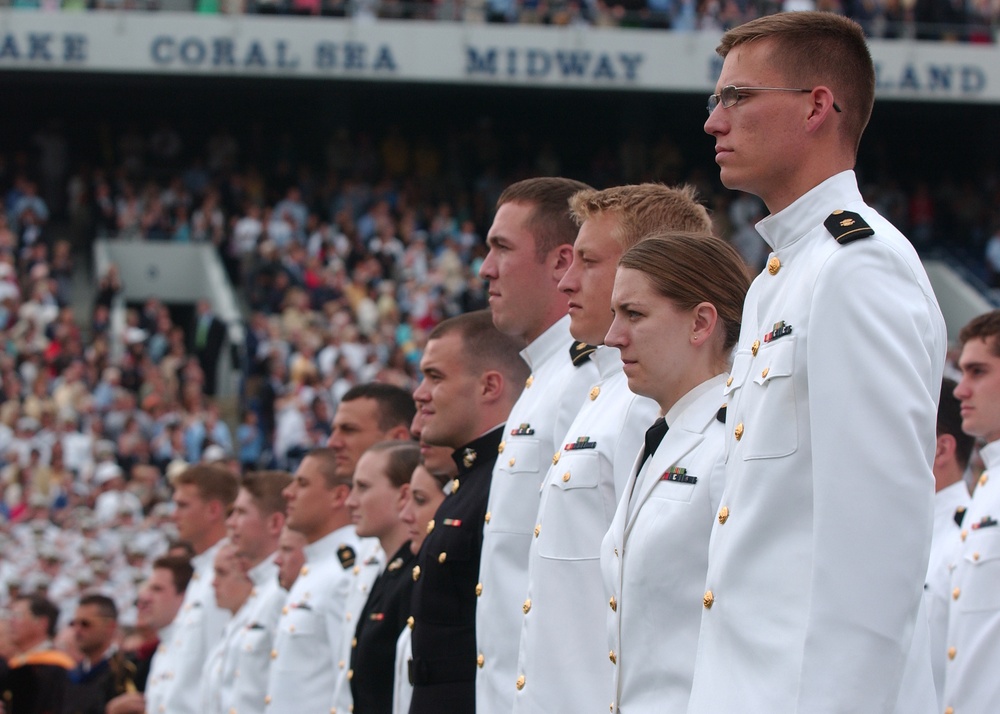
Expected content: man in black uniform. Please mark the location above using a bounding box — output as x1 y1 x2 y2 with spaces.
407 310 529 714
64 595 136 714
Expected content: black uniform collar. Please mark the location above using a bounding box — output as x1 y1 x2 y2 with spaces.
451 426 505 478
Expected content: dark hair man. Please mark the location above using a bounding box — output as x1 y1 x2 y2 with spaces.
409 310 529 714
475 177 601 714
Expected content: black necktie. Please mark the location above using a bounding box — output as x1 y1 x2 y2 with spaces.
641 417 669 464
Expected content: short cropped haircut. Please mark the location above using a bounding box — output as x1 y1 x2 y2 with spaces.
340 383 417 433
302 447 351 489
718 12 874 155
618 233 751 352
241 470 293 517
173 463 239 508
152 555 195 594
427 310 530 390
78 593 118 621
18 595 61 638
959 310 1000 356
569 184 713 251
363 441 422 489
938 378 976 472
497 177 593 259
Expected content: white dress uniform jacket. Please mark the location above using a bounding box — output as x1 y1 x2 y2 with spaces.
264 524 362 713
601 375 727 714
476 315 599 714
925 480 970 707
331 537 383 714
147 540 231 714
512 346 658 713
201 600 254 714
687 171 946 714
143 623 176 714
941 439 1000 714
228 556 285 714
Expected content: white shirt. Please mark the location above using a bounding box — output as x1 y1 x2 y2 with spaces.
264 525 362 713
688 171 945 714
227 555 286 714
924 479 970 707
941 439 1000 713
476 315 600 714
512 346 658 713
602 375 728 714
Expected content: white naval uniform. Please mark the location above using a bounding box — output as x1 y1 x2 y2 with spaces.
264 524 362 713
143 623 176 714
475 315 599 714
331 537 383 714
925 480 970 707
391 623 412 714
511 346 658 713
147 540 232 714
228 556 285 714
687 171 946 714
201 602 254 714
941 440 1000 714
601 375 727 714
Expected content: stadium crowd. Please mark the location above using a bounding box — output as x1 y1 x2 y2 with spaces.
1 0 998 43
1 8 1000 714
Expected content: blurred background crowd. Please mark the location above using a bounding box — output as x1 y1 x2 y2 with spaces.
1 0 998 44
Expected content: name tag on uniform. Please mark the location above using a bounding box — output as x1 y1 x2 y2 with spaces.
661 467 697 485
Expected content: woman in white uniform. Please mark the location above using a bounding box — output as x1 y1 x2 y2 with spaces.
600 232 750 714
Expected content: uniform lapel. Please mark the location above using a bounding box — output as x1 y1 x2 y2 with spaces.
624 427 704 540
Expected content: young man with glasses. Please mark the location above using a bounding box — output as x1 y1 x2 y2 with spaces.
690 12 945 714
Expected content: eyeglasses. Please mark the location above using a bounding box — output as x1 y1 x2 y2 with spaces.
707 85 842 114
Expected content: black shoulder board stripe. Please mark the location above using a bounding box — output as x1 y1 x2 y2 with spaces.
955 505 967 527
338 545 357 569
716 405 727 423
569 341 597 367
824 210 874 244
